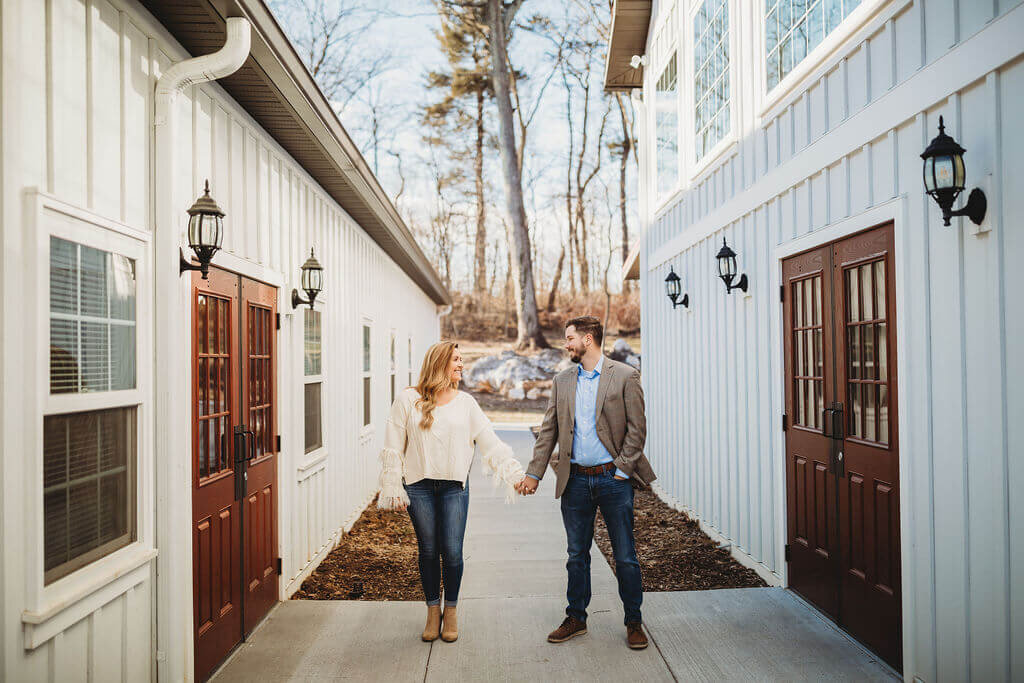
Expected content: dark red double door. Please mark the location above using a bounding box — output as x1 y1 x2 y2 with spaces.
191 267 279 680
782 223 901 671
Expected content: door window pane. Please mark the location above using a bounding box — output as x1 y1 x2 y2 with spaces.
304 382 322 453
43 406 136 583
844 259 889 444
49 237 136 394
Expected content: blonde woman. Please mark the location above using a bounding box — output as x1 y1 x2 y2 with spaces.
378 341 525 643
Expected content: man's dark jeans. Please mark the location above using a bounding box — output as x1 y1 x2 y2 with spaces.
560 470 642 624
404 478 470 607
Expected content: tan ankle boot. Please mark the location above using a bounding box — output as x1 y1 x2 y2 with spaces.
422 605 442 642
440 606 458 642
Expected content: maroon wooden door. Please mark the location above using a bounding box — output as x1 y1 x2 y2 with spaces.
192 268 279 681
783 222 901 671
239 278 278 634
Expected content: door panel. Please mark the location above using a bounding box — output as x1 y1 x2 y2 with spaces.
192 269 241 682
239 278 278 634
783 245 838 618
783 223 901 672
193 269 278 681
833 226 901 669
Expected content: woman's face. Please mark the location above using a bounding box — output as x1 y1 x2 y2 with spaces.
447 347 464 386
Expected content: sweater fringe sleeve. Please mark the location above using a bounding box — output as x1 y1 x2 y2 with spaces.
476 427 526 504
377 447 409 510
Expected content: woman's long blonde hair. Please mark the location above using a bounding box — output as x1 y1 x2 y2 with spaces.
414 341 459 430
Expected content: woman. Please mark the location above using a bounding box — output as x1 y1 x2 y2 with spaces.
378 341 525 643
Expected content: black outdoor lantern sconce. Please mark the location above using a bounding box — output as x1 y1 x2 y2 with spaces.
292 248 324 309
664 266 689 309
716 237 748 294
179 180 225 280
921 115 986 226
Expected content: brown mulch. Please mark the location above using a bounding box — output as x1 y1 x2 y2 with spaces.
292 496 424 601
594 488 766 591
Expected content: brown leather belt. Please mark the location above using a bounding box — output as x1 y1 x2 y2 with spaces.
570 462 617 476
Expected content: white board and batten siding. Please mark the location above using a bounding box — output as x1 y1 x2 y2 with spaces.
0 0 442 679
635 1 1023 681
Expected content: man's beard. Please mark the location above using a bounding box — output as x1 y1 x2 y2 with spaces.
569 349 582 364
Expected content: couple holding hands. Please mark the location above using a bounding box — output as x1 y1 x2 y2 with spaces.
377 315 656 648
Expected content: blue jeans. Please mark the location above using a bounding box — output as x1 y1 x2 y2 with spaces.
561 470 642 624
404 478 470 607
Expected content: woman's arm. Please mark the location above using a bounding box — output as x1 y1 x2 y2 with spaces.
378 393 410 510
470 398 526 503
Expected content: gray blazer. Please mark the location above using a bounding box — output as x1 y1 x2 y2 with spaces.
527 356 656 498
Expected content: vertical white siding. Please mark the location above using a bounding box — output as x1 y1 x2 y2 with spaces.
639 1 1023 681
1 0 443 679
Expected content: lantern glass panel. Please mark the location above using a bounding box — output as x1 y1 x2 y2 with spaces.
311 268 323 291
932 155 956 191
719 253 736 279
200 215 222 249
953 154 965 188
188 215 201 247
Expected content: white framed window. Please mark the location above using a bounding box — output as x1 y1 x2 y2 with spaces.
765 0 862 91
389 331 396 404
361 321 372 427
303 308 323 454
693 0 730 163
27 193 153 625
655 52 680 198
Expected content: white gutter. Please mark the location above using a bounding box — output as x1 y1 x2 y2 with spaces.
152 18 251 683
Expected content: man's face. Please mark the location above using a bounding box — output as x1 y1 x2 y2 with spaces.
564 326 590 364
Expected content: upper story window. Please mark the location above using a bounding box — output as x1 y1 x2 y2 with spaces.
407 337 413 386
655 52 679 198
362 323 371 427
765 0 861 90
389 332 396 404
694 0 730 162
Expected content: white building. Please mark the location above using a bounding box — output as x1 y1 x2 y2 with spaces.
0 0 449 680
608 0 1022 679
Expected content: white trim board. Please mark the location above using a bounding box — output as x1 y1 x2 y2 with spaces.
649 2 1024 270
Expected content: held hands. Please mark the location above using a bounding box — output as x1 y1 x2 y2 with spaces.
515 476 539 496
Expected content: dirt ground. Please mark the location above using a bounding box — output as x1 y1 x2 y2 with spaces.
293 489 764 601
594 488 766 591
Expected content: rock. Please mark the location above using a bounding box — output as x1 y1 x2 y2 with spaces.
526 388 541 400
624 354 641 370
609 338 635 362
508 383 526 400
532 348 567 373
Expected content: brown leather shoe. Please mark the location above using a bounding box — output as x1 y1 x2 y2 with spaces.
547 616 587 643
626 622 648 649
422 605 442 642
440 606 458 642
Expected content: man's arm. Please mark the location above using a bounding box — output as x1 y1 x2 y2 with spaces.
525 378 558 481
613 368 647 476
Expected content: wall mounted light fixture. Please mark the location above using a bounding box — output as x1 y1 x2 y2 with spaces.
716 238 748 294
630 54 649 69
291 248 324 309
664 266 689 309
179 180 224 279
921 115 986 226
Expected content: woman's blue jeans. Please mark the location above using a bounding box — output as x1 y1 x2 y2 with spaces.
404 478 470 607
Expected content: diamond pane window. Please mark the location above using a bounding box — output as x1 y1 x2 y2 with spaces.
765 0 861 91
694 0 730 161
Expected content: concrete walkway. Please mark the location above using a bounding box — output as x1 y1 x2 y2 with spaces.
212 428 896 682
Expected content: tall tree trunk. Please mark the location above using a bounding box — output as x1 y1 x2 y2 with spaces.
546 242 565 312
473 86 487 293
486 0 547 349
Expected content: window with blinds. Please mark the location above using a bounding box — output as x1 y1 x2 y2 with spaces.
304 309 322 453
49 236 136 394
362 324 371 427
43 406 136 583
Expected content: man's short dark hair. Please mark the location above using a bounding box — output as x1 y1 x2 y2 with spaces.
565 315 603 345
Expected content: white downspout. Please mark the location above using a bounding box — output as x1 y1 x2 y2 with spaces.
153 18 250 683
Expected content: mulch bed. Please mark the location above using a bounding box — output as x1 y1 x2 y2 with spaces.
594 488 766 591
292 496 424 601
294 490 765 601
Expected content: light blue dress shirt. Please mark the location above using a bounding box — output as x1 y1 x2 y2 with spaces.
528 355 628 480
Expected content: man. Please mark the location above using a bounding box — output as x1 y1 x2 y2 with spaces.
515 315 656 650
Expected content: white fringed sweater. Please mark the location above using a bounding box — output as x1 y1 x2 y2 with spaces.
377 388 525 509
